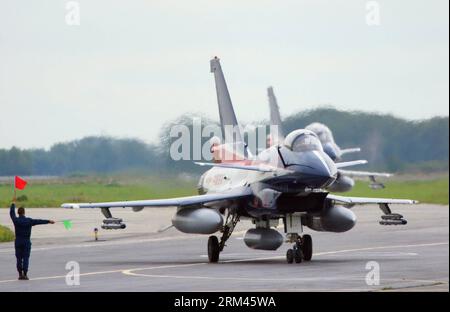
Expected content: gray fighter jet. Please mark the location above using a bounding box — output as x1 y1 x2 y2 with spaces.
267 87 392 192
62 57 416 264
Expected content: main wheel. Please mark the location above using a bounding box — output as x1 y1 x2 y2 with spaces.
286 249 294 264
207 236 220 263
302 234 313 261
294 248 303 263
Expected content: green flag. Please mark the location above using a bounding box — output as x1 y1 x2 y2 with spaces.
62 220 72 230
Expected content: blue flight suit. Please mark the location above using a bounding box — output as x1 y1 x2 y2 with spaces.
10 204 50 275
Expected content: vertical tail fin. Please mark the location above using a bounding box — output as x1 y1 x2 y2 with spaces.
267 86 285 145
210 57 244 144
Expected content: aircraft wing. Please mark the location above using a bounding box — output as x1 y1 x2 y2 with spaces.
327 194 417 225
195 161 283 173
340 148 361 155
338 169 392 178
61 187 252 209
335 160 368 169
327 194 418 205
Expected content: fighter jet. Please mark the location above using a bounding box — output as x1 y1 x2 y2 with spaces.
266 86 392 191
62 57 416 264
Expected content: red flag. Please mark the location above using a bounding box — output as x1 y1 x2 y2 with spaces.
14 176 27 190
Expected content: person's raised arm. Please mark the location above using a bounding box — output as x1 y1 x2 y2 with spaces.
9 203 17 222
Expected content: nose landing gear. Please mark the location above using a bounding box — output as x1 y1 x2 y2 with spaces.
284 213 313 264
286 234 313 264
302 234 313 261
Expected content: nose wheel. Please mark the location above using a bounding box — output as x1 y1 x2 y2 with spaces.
302 234 313 261
286 234 313 264
286 249 294 263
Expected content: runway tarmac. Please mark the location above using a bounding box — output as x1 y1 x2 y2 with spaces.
0 204 448 291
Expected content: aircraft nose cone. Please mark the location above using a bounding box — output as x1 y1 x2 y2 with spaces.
284 151 337 189
312 166 335 188
304 151 337 188
316 164 333 179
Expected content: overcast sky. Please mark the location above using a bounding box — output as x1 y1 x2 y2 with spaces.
0 0 448 149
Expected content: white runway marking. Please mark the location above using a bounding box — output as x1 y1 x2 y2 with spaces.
0 241 447 286
120 242 449 290
121 272 444 287
324 251 419 257
0 263 204 284
126 242 448 275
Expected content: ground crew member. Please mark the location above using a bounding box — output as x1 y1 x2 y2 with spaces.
9 202 55 280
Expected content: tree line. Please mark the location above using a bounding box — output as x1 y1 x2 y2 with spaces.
0 108 448 176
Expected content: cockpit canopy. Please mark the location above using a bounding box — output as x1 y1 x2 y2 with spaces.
284 129 324 152
305 122 334 144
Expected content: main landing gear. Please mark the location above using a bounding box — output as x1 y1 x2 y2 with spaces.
208 236 220 263
284 213 313 264
286 234 313 264
208 212 240 263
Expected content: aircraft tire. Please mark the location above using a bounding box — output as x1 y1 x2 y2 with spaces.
302 234 313 261
208 236 220 263
286 249 294 263
294 248 303 263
